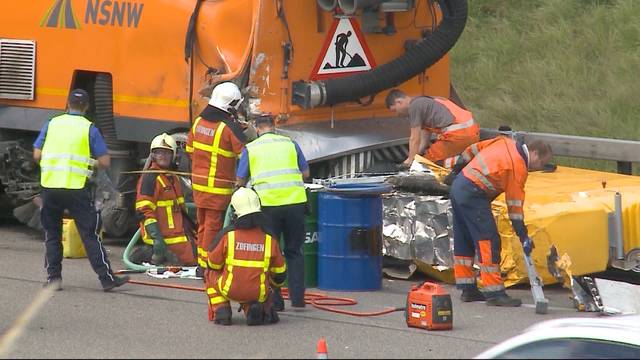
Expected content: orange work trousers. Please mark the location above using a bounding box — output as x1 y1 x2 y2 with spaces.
196 208 225 268
425 125 480 163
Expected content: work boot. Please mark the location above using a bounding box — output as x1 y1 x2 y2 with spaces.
101 275 130 292
214 306 232 326
291 300 306 310
273 289 285 312
460 288 485 302
195 266 204 279
245 302 264 326
486 294 522 307
263 303 280 324
43 278 63 291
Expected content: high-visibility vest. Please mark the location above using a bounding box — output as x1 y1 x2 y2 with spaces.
40 114 93 189
246 133 307 206
461 137 528 221
422 97 476 135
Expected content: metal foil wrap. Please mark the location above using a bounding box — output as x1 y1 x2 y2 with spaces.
383 192 454 267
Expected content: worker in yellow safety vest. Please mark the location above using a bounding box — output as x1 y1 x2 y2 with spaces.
236 114 309 311
33 88 129 291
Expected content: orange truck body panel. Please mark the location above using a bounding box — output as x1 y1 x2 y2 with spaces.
0 0 449 129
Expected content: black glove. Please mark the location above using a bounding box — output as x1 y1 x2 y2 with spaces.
443 156 467 186
443 171 457 186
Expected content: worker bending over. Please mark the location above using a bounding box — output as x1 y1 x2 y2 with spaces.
236 114 310 311
449 137 552 306
385 89 479 168
205 187 286 325
133 133 196 266
186 82 246 275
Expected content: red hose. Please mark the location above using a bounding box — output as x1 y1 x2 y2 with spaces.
282 288 403 317
119 272 403 317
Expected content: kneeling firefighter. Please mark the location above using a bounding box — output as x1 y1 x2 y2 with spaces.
132 133 197 266
205 187 287 325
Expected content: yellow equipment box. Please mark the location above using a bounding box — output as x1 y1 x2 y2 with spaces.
62 219 87 258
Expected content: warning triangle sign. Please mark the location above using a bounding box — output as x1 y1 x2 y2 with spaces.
310 17 377 80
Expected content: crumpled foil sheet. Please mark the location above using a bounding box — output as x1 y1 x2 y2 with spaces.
382 192 454 268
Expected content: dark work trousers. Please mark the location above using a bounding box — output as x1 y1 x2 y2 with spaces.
262 203 306 307
450 175 505 297
40 187 115 284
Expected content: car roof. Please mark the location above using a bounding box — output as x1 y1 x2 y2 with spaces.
526 314 640 334
475 315 640 359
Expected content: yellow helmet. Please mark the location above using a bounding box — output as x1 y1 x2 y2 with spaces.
150 133 177 158
231 187 261 218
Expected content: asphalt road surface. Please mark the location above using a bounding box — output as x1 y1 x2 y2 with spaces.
0 222 595 359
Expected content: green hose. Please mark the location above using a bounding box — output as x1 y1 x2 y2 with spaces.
122 228 153 272
223 203 233 227
122 203 234 271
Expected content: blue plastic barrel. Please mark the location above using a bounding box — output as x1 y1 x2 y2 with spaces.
317 183 391 291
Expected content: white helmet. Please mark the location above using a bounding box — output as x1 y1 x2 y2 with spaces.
150 133 177 158
231 187 261 218
208 82 243 113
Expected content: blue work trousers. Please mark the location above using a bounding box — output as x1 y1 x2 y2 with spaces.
40 187 115 284
262 203 306 307
450 175 505 296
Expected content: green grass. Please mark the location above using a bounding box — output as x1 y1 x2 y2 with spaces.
450 0 640 171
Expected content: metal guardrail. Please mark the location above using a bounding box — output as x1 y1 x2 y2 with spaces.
480 129 640 174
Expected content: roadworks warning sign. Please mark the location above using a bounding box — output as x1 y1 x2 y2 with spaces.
310 17 376 80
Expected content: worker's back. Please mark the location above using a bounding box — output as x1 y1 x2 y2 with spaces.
208 227 285 303
461 137 528 198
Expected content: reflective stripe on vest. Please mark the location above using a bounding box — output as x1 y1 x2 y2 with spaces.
246 133 306 206
423 98 474 135
220 231 272 302
190 118 234 195
40 114 93 189
442 118 476 133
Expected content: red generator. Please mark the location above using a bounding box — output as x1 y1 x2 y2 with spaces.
405 282 453 330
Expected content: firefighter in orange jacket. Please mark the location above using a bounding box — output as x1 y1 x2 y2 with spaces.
186 82 247 274
448 137 552 306
133 133 196 266
205 187 287 326
385 89 480 168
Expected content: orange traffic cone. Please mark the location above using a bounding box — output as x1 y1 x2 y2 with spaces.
316 338 328 359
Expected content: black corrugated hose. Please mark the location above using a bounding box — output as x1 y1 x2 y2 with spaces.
323 0 467 106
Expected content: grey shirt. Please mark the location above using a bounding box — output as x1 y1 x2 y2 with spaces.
408 97 454 129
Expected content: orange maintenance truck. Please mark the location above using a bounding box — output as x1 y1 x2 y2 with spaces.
0 0 467 234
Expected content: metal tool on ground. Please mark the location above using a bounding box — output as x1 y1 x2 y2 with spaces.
405 281 453 330
524 253 549 314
